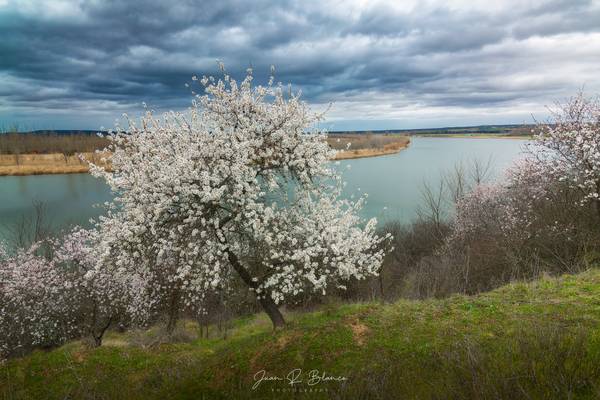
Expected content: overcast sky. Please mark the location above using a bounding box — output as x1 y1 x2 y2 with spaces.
1 0 600 131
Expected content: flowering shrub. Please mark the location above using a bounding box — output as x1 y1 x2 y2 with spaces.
90 66 388 328
452 184 514 242
436 94 600 291
452 94 600 244
451 158 560 245
531 93 600 213
51 228 131 345
0 228 129 358
445 96 600 292
0 242 74 357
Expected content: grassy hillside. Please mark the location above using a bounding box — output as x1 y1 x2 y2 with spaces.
2 269 600 399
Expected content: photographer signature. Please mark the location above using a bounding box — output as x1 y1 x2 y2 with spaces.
252 369 348 390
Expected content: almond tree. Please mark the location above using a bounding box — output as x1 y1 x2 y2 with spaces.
90 67 388 329
0 228 130 358
51 228 131 346
451 93 600 253
532 93 600 218
0 242 69 357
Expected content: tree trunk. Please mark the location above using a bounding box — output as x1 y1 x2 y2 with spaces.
166 290 180 334
226 249 285 329
258 295 285 328
92 317 112 347
378 273 385 302
595 182 600 221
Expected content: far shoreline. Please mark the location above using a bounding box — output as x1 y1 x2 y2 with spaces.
0 152 110 177
0 134 532 177
333 141 410 160
415 134 532 140
1 136 413 176
0 145 411 176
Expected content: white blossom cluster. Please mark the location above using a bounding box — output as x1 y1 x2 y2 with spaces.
0 242 71 357
449 180 539 249
0 228 129 358
450 155 583 247
450 93 600 247
89 67 388 322
530 93 600 209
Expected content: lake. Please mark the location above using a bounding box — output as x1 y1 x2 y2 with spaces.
0 137 527 241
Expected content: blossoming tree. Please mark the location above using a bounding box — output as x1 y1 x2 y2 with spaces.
531 93 600 218
91 67 388 328
447 94 600 286
51 228 131 346
0 242 71 357
0 228 128 357
452 93 600 248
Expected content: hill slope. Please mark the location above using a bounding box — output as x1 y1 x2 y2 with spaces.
2 269 600 399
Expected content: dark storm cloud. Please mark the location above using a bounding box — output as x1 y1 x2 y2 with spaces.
1 0 600 129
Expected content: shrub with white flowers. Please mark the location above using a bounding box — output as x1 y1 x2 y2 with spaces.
51 228 131 346
531 93 600 216
90 66 388 328
0 228 129 358
0 242 72 358
451 157 591 250
452 93 600 247
447 95 600 281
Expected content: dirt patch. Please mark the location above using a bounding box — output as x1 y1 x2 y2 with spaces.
102 338 129 347
276 333 293 349
348 319 370 346
71 351 87 363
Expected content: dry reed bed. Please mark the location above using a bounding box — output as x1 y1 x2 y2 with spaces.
0 135 409 175
329 134 410 160
0 153 110 176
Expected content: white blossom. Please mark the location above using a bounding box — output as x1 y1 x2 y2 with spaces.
89 67 388 326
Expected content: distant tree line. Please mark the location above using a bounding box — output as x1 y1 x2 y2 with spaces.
327 133 409 150
0 132 109 155
329 124 535 136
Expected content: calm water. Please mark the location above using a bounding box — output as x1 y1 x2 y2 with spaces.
0 137 527 241
336 137 527 223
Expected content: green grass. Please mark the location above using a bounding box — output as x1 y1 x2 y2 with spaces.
2 269 600 399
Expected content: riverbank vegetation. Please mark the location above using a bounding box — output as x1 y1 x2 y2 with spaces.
0 152 111 176
1 68 599 399
329 133 410 159
0 131 110 175
0 131 109 156
332 124 534 138
368 93 600 301
0 131 409 176
417 133 532 139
